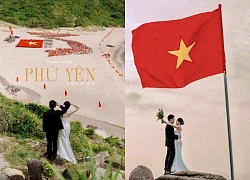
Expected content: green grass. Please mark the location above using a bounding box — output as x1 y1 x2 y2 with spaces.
70 121 124 158
5 143 40 168
46 144 124 180
0 94 44 139
0 0 125 29
0 93 124 178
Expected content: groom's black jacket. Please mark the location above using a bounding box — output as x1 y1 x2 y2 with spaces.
165 124 179 146
43 105 67 132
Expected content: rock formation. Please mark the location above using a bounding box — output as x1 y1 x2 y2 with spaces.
27 159 43 180
129 166 227 180
129 165 154 180
2 168 25 180
156 171 227 180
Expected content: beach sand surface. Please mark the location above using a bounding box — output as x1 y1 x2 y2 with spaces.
0 24 124 138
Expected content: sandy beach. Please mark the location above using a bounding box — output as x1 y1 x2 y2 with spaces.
0 22 124 138
126 0 250 179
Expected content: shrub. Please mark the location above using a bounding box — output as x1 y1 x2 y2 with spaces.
70 121 116 157
24 103 49 120
0 0 125 29
0 94 44 139
70 121 90 156
43 162 54 177
105 136 120 146
84 128 95 138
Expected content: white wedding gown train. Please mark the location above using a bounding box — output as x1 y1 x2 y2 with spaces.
171 130 188 172
57 117 76 164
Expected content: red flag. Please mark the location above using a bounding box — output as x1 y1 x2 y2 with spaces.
16 39 43 48
98 101 101 107
65 90 68 96
43 84 46 89
132 6 225 88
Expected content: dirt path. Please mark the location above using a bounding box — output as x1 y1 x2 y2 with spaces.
0 136 10 170
0 153 9 170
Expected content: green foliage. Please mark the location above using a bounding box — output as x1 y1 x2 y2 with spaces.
70 121 118 157
42 162 54 177
0 94 44 139
46 144 122 180
0 93 124 178
5 144 39 167
24 103 49 120
156 108 164 121
0 0 125 29
91 143 111 154
105 136 120 147
84 128 95 138
70 121 89 156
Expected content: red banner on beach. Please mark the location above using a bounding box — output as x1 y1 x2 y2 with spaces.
16 39 43 48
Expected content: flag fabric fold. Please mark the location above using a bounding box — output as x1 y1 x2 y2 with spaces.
132 6 226 88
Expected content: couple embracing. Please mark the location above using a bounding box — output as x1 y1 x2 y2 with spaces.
162 114 188 175
42 100 79 164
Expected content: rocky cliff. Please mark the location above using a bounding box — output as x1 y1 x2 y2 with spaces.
129 166 227 180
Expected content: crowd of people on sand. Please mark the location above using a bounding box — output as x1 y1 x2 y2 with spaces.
102 53 110 58
44 38 92 57
27 32 79 38
26 32 92 57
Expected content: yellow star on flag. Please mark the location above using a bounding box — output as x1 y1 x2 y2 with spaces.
167 39 195 69
27 41 37 45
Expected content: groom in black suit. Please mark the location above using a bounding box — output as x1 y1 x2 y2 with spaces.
43 100 67 160
164 114 179 174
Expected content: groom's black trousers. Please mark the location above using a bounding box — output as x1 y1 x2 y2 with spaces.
45 130 59 159
165 144 175 172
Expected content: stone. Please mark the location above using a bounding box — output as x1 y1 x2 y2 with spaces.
62 168 91 179
119 170 125 179
94 151 110 165
86 125 97 130
156 171 227 180
52 155 65 166
2 168 25 180
0 174 10 180
62 169 72 180
104 160 125 170
41 153 65 166
118 141 125 148
129 165 154 180
27 159 43 180
95 167 123 180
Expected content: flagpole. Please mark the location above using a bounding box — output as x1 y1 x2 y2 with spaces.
223 72 234 180
219 4 234 180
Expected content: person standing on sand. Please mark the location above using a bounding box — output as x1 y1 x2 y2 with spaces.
43 100 68 160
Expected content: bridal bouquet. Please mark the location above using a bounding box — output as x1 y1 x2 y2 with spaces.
156 109 164 122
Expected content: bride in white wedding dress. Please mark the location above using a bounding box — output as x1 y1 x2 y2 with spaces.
57 101 80 164
166 118 188 172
